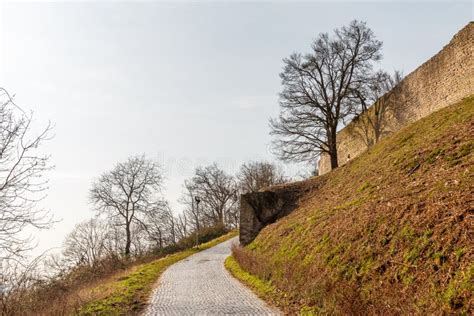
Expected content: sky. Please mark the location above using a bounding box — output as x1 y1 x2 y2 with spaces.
0 0 472 257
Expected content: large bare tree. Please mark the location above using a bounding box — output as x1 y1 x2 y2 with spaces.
237 161 286 193
89 155 165 257
0 88 53 261
270 20 383 169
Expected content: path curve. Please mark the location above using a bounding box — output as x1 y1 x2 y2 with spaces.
144 237 280 315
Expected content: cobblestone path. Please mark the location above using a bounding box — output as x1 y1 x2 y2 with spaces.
144 237 280 315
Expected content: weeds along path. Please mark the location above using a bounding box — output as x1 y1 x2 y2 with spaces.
144 237 279 315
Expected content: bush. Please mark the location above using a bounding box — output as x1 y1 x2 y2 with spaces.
177 224 229 249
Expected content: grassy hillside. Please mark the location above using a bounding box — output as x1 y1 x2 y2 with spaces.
232 96 473 314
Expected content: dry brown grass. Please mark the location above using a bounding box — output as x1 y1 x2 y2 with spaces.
4 256 139 315
5 226 234 315
235 96 474 315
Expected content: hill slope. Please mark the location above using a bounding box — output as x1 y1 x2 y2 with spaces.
233 96 473 314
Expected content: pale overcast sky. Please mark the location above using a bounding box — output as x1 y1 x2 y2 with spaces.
0 1 472 256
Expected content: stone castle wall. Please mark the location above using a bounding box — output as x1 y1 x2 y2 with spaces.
319 22 474 174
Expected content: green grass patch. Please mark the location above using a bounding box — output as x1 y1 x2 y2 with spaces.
79 230 238 315
224 255 284 311
445 140 474 166
426 148 445 164
225 255 276 298
442 265 474 312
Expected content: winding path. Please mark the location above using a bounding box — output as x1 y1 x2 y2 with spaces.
144 237 280 315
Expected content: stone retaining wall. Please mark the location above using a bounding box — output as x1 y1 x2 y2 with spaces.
239 178 325 245
319 22 473 174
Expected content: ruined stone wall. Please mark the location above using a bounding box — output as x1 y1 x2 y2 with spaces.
240 186 301 245
239 179 324 245
319 22 474 174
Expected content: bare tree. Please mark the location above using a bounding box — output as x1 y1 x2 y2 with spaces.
175 213 188 241
351 70 403 146
142 204 177 250
237 161 287 193
129 223 150 257
163 207 177 246
89 155 165 257
194 164 238 227
0 88 53 262
62 218 109 267
270 20 383 170
100 218 124 258
182 164 238 228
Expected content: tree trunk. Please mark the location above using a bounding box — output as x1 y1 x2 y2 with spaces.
330 147 338 169
125 222 131 257
217 208 224 226
374 100 385 144
329 127 339 169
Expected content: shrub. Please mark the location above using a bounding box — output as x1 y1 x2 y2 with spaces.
176 224 229 249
